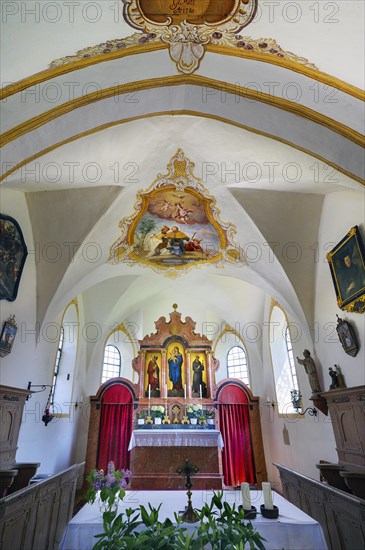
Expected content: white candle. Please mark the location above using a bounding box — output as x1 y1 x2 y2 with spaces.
148 384 151 400
184 384 186 400
166 383 168 397
262 482 274 509
240 482 251 510
199 384 202 399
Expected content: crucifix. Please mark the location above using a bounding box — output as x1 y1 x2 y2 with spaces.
176 458 199 523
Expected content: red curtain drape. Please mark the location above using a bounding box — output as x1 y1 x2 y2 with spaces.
97 384 133 472
218 384 256 487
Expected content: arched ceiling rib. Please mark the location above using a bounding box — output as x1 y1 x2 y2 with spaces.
1 50 364 184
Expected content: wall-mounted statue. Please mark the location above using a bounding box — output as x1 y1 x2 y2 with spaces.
296 350 322 394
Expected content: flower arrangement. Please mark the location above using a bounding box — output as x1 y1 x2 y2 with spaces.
86 461 131 510
205 408 215 419
186 404 203 419
151 405 165 418
136 409 147 419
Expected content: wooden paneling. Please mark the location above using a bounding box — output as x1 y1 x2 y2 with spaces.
275 463 365 550
0 463 83 550
321 386 365 471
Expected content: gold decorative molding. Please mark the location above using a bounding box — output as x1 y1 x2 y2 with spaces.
1 41 363 102
1 110 363 187
122 0 258 74
108 148 245 275
1 75 364 151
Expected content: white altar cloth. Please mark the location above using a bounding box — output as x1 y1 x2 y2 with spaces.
128 429 224 450
61 490 328 550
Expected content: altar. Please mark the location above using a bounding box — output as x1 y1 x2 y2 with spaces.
60 490 328 550
128 429 224 490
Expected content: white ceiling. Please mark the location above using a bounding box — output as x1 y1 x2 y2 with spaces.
1 1 364 340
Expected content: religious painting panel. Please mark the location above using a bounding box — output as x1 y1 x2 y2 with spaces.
108 149 245 276
167 341 185 397
145 351 162 397
190 351 208 397
0 214 28 302
327 226 365 313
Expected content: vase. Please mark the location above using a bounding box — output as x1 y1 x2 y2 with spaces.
137 419 145 425
190 418 198 425
154 417 162 425
97 495 118 514
207 418 215 425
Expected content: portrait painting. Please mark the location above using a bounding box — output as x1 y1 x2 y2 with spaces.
327 226 365 313
0 214 28 302
167 342 185 397
0 318 17 357
145 352 161 397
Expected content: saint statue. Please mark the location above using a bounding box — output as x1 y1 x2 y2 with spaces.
296 349 322 394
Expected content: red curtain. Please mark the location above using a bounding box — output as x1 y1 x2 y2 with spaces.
218 384 256 487
97 384 133 472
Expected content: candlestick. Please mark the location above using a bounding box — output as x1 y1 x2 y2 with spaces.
184 384 186 400
240 483 251 510
199 384 202 399
262 482 274 509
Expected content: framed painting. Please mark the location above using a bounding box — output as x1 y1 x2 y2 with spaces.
327 226 365 313
167 342 185 397
145 352 161 397
335 315 359 357
0 316 17 357
0 214 28 302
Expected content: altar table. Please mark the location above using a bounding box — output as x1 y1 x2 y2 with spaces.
128 429 224 490
61 490 328 550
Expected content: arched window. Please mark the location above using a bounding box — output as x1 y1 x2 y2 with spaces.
51 301 79 412
102 345 121 383
285 325 299 393
269 305 299 414
51 326 64 406
227 346 250 386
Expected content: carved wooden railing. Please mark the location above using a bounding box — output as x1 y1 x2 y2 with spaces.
0 463 83 550
274 463 365 550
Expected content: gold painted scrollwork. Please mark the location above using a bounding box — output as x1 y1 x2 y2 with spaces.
122 0 258 73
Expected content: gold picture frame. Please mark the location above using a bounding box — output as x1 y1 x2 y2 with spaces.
327 226 365 313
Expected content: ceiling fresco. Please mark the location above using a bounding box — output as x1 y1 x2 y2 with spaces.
108 149 246 275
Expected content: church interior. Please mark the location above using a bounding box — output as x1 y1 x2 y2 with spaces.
0 1 364 548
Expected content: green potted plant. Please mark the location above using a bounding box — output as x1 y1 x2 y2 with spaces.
186 404 202 425
136 410 146 425
205 408 215 425
151 405 164 424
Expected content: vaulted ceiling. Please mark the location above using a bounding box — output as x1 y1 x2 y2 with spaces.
1 0 364 337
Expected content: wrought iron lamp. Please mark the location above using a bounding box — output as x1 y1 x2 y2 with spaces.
27 381 54 426
290 390 317 416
